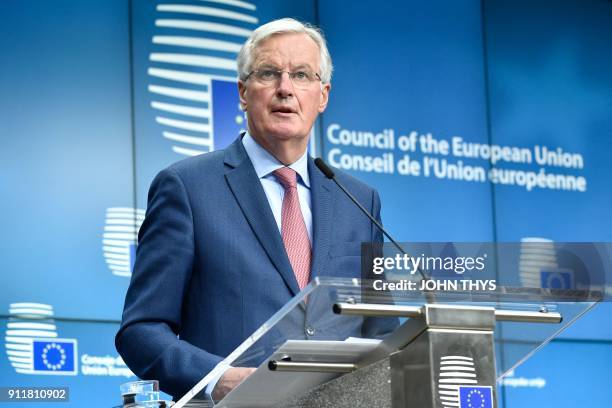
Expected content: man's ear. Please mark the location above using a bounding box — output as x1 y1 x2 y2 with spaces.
238 80 247 111
318 83 331 113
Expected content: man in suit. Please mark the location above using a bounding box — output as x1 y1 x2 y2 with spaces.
116 18 385 402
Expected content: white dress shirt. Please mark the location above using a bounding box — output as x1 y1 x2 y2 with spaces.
242 131 313 242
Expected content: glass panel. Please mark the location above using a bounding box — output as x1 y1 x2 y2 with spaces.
177 276 601 406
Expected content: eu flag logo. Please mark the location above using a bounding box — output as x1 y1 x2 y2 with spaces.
129 242 137 272
459 386 493 408
32 339 78 375
540 268 573 289
211 79 244 150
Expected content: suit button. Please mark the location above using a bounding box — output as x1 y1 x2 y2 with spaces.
305 326 316 336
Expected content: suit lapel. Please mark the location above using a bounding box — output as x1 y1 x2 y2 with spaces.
224 138 301 296
308 158 334 279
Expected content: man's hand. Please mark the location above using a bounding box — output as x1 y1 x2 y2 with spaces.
211 367 256 402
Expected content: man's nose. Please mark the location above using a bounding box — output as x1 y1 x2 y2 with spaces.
275 72 295 97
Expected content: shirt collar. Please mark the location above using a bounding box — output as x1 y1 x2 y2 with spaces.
242 131 310 188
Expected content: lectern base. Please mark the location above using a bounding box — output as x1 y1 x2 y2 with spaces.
274 357 391 408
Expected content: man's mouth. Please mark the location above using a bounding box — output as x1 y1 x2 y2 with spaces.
272 106 296 114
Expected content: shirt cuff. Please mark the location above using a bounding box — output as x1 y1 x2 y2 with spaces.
204 362 232 404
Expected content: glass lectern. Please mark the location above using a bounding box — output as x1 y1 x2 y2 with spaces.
170 274 602 408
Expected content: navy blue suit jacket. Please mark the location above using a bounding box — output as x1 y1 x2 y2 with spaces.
115 137 384 399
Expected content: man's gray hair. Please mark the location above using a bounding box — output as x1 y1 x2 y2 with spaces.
237 18 333 84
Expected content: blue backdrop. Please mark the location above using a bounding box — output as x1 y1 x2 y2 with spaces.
1 0 610 406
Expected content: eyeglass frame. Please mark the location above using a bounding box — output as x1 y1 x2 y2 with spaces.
244 68 322 87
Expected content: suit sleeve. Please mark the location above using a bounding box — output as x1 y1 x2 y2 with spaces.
371 189 383 244
115 167 222 399
363 188 400 338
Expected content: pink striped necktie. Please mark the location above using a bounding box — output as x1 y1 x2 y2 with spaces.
273 167 311 290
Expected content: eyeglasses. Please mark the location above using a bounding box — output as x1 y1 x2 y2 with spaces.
245 68 322 88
